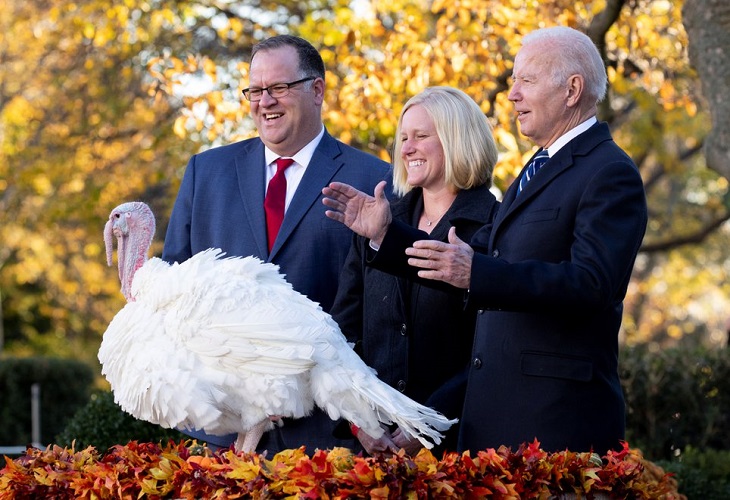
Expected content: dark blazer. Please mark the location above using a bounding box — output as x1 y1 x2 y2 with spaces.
331 185 498 453
461 122 648 455
162 130 391 453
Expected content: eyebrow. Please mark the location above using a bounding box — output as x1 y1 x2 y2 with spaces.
401 127 433 135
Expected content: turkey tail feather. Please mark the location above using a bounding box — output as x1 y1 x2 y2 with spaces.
310 344 457 449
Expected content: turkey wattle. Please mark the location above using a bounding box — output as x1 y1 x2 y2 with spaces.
99 201 456 452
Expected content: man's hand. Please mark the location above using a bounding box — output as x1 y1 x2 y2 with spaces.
406 227 474 288
355 424 399 455
391 427 423 456
322 180 392 246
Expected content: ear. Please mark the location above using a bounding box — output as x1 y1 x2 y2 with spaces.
313 76 326 105
565 74 584 107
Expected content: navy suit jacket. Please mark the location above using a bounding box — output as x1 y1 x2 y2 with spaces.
461 122 647 455
162 130 391 453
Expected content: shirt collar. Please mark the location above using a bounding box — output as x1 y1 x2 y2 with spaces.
264 125 325 168
546 116 597 157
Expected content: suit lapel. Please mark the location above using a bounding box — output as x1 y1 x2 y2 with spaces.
491 150 561 242
234 139 270 258
269 132 344 258
490 122 611 247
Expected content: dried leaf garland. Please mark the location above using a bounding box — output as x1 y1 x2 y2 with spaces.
0 440 682 499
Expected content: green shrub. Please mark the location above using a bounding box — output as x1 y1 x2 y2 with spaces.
4 347 728 491
657 447 730 499
55 391 187 452
621 345 730 462
0 356 94 446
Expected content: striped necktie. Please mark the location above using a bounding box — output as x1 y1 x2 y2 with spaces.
517 149 550 194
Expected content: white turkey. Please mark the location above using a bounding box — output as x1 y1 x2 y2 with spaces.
98 201 456 453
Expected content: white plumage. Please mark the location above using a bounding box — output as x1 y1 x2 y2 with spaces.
99 201 455 452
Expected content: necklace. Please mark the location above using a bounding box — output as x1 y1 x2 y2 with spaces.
423 207 449 227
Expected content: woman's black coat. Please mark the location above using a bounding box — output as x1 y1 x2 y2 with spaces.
330 184 498 452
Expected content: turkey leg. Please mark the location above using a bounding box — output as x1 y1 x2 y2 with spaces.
234 419 269 452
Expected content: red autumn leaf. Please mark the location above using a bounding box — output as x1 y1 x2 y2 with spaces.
0 439 683 498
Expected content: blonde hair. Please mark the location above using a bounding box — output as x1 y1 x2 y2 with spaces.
392 86 498 197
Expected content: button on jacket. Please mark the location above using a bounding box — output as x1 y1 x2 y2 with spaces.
162 130 391 453
462 123 647 455
331 184 499 452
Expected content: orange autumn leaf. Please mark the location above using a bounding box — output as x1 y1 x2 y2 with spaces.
0 439 683 499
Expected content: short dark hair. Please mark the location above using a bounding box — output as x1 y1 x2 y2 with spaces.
251 35 325 80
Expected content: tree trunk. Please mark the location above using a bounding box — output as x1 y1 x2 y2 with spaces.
683 0 730 179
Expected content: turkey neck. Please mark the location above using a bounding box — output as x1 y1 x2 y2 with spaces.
119 232 149 302
118 213 154 302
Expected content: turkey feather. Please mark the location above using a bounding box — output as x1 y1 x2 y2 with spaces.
99 202 456 452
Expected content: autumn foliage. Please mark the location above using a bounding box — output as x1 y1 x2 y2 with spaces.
2 0 728 377
0 440 681 499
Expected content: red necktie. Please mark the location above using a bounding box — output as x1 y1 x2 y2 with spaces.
264 157 294 252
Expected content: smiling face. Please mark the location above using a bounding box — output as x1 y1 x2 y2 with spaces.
399 104 447 192
248 45 324 157
508 43 574 148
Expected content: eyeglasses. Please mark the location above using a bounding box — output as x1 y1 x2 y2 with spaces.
242 76 316 102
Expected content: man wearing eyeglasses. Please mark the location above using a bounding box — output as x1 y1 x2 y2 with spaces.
162 35 391 454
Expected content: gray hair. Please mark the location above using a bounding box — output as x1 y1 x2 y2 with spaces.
522 26 607 103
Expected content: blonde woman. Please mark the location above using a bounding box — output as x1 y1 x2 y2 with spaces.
328 87 499 455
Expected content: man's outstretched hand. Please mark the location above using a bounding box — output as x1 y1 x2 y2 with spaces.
322 180 392 246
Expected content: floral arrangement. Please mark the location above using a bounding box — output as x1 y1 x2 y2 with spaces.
0 439 681 499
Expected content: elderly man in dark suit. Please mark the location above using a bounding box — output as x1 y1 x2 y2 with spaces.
323 26 647 456
163 35 390 453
